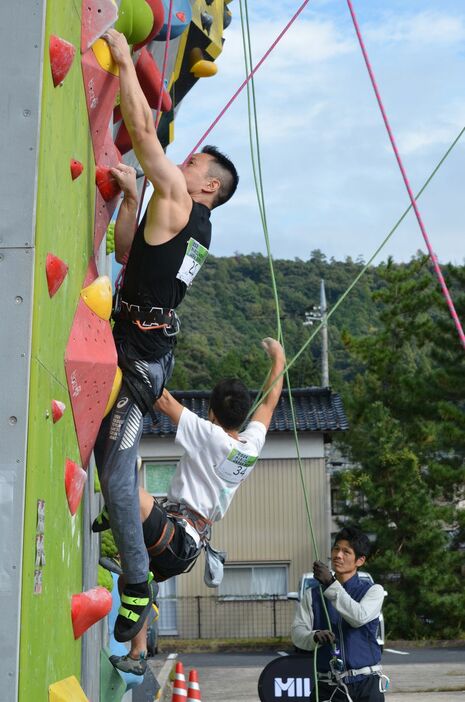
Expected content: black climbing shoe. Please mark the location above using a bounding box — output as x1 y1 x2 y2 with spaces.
92 505 110 532
109 652 147 676
114 574 154 643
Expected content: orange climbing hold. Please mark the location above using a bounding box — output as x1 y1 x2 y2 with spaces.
49 35 76 87
189 48 217 79
70 159 84 180
95 165 121 202
46 253 68 298
51 400 66 423
172 662 188 702
71 586 112 639
65 458 87 516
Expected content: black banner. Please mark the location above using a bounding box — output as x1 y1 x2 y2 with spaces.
258 654 314 701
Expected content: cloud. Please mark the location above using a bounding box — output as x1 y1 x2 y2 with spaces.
365 10 465 46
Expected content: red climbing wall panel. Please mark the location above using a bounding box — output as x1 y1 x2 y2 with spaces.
81 0 118 54
64 259 117 468
81 48 120 164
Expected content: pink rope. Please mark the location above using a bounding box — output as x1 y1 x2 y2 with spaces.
184 0 312 163
346 0 465 350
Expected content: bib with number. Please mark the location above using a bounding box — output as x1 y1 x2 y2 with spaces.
176 237 209 287
215 447 258 485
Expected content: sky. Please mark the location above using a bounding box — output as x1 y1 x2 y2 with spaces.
163 0 465 264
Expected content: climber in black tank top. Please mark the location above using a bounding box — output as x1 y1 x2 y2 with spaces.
113 199 212 360
96 29 240 663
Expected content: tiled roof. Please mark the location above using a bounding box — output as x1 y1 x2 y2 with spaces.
143 387 348 436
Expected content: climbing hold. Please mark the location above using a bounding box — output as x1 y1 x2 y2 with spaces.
71 586 112 639
205 0 214 5
92 37 119 76
65 458 87 516
81 0 118 54
156 0 191 40
49 35 76 87
114 46 172 125
115 0 154 45
223 4 232 30
200 11 213 36
104 366 123 417
189 48 217 78
133 0 165 50
172 662 188 702
45 253 68 298
70 159 84 180
187 669 202 702
80 275 113 320
49 676 89 702
51 400 66 423
95 165 121 202
81 48 120 164
65 260 118 468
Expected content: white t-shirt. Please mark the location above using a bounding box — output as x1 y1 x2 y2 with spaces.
167 408 267 522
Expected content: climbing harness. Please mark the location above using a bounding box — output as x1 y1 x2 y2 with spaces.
115 300 180 335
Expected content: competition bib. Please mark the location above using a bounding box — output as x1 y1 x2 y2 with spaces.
176 237 209 287
215 447 258 485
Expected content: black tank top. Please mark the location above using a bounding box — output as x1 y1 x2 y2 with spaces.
113 200 211 359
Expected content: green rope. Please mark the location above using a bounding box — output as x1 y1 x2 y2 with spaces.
239 1 333 648
238 5 465 689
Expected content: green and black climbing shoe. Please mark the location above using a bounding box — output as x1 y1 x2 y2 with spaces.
92 505 110 532
114 574 154 642
109 652 147 676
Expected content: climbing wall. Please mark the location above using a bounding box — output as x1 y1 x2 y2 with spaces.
0 1 235 700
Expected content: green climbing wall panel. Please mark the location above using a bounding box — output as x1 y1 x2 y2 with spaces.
19 0 96 699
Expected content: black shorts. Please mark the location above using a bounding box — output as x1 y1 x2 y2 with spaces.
142 499 200 581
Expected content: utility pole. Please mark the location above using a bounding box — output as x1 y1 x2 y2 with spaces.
303 279 329 387
304 279 332 557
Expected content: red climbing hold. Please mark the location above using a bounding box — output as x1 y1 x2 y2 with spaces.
52 400 66 423
71 587 112 639
70 159 84 180
81 0 118 54
95 165 121 202
176 12 186 22
65 458 87 516
49 35 76 87
46 253 68 298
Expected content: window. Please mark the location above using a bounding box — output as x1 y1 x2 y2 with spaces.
143 461 177 497
219 564 288 599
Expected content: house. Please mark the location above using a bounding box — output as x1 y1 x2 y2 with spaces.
139 386 348 639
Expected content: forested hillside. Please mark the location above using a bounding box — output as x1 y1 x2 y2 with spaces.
170 249 384 390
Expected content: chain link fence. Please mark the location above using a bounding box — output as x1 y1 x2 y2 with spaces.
158 595 296 640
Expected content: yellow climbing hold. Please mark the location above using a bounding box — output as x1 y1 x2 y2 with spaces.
104 366 123 417
80 275 113 320
189 47 218 78
49 676 89 702
92 38 119 76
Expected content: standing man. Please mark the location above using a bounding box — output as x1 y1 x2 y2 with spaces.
291 526 387 702
95 28 239 644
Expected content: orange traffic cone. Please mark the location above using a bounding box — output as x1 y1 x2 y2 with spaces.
187 669 202 702
71 586 112 639
172 661 188 701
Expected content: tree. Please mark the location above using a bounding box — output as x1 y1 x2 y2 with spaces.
337 255 465 639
